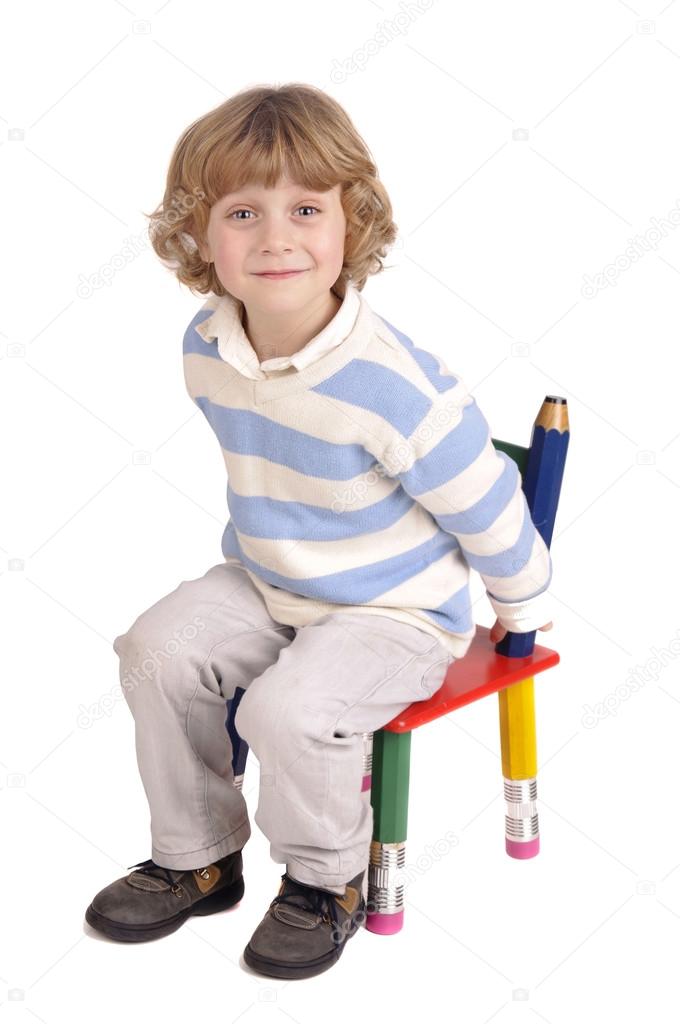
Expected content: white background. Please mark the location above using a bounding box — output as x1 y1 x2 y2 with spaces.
2 0 680 1019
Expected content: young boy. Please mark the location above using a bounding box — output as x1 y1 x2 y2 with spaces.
85 83 553 980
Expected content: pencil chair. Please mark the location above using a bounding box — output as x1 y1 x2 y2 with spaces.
363 393 569 935
225 393 569 935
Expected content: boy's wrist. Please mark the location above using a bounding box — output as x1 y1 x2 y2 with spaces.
486 589 554 634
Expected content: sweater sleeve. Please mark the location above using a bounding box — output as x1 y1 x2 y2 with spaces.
376 376 554 633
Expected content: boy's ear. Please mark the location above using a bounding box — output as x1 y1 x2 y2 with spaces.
186 217 209 261
192 233 208 262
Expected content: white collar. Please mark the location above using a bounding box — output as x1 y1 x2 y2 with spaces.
194 282 361 380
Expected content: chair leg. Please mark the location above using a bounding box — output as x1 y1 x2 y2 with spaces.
366 729 411 935
361 731 373 791
226 687 249 791
498 676 539 858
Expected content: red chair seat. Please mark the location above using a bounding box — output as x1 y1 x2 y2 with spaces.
384 624 560 733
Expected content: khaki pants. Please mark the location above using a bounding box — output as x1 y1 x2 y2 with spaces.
114 562 454 893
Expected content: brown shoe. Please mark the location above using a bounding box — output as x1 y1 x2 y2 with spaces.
243 869 366 979
85 849 244 942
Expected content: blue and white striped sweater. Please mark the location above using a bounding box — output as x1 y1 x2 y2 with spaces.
182 289 553 659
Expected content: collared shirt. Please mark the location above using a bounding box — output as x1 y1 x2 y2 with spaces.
193 281 361 380
182 287 555 660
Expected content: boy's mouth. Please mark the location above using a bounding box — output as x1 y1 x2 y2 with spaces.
253 269 308 280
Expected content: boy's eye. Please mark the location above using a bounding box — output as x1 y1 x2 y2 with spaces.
227 205 321 221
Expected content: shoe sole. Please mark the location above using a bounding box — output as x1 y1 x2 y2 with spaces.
85 874 245 943
243 941 341 980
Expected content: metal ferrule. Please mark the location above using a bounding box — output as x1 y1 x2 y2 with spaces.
504 776 538 841
368 840 406 914
362 732 373 775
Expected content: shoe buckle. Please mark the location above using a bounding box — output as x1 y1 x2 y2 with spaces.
198 868 211 880
171 883 184 898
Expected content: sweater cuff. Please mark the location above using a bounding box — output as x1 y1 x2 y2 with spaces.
486 589 554 633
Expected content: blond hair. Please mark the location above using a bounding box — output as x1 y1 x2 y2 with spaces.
144 83 398 297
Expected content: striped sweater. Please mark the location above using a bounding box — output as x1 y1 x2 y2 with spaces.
182 284 553 659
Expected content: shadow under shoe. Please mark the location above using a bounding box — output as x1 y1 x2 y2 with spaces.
85 849 244 942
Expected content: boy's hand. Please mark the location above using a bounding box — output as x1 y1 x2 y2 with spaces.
490 618 553 644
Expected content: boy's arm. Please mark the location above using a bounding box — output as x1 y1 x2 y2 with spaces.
375 377 554 634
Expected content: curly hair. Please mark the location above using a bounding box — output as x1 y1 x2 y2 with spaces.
144 83 399 298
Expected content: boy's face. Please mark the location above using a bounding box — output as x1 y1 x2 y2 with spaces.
197 177 347 313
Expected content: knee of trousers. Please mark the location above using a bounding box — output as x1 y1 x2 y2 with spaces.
234 688 329 754
113 619 201 706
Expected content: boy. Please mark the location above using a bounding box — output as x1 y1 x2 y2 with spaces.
85 83 553 980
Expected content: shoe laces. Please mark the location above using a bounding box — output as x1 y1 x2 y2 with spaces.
271 873 343 931
126 858 186 889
